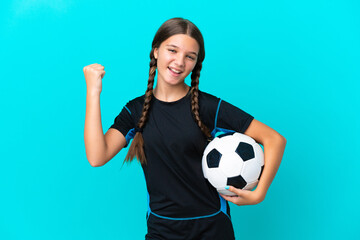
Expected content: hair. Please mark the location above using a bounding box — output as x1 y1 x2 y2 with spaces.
124 17 212 166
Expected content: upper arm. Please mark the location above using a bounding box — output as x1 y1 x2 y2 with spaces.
244 119 286 145
102 128 127 165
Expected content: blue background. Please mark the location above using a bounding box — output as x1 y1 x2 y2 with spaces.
1 0 359 239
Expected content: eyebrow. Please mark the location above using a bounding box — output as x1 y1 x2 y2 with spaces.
165 44 198 56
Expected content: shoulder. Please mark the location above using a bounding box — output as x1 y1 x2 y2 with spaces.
197 90 222 128
198 89 220 103
198 89 218 100
124 94 145 117
198 89 221 111
127 94 145 106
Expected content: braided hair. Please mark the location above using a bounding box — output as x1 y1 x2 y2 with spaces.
124 17 211 165
190 61 212 139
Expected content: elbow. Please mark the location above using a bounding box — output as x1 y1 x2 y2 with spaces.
277 135 287 154
272 133 287 146
87 156 106 167
85 148 107 167
90 162 102 167
280 135 287 145
278 135 287 147
88 158 99 167
262 134 287 147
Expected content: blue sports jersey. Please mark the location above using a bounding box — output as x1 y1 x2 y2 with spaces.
109 88 254 239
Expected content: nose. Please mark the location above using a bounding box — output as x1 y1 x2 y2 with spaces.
174 53 185 68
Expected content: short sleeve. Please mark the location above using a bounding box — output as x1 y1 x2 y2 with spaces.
216 99 254 134
109 102 135 148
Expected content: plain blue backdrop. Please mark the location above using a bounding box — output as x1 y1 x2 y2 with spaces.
1 0 359 239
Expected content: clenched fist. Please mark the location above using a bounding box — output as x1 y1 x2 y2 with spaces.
83 63 106 95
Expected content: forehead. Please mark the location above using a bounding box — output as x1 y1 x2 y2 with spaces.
161 34 199 52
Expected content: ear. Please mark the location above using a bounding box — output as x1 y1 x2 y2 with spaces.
154 48 158 60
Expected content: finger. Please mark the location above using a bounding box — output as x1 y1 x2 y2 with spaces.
220 193 243 206
220 193 233 202
226 186 244 197
220 193 239 200
89 63 103 68
93 65 105 70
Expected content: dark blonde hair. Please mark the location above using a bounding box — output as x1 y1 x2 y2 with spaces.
124 17 211 165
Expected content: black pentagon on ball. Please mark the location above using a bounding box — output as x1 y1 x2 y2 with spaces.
227 175 247 189
217 132 235 138
207 148 222 168
235 142 255 161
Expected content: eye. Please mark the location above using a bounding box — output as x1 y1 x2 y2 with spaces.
187 55 195 60
168 49 176 53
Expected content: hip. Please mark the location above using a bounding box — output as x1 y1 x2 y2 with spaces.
145 210 235 240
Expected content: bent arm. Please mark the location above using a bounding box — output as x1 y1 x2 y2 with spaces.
244 119 287 201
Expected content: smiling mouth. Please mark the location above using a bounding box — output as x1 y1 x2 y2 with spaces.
168 67 183 75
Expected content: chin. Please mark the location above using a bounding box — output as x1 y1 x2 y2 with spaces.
167 78 186 85
162 76 184 85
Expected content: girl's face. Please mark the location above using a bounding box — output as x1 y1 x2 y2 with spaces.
154 34 199 87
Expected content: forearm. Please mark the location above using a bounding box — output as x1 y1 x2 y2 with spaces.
256 136 287 198
84 91 107 166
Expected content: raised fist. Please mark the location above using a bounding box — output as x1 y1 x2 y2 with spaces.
83 63 106 94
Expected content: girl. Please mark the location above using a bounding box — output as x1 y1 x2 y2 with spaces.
84 17 286 240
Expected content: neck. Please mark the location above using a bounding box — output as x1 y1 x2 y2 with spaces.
153 83 190 102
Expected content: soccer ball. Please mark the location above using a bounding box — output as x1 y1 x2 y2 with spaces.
202 132 264 196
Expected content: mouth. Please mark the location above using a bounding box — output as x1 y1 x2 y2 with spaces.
168 67 183 76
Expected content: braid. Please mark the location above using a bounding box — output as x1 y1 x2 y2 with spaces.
190 62 212 140
138 57 156 129
124 49 157 165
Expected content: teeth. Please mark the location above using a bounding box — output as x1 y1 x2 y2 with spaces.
170 67 181 73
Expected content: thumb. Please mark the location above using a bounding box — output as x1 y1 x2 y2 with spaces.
100 70 105 79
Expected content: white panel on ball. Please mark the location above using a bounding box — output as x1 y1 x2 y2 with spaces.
213 135 239 154
206 168 227 188
217 188 237 196
234 132 255 144
241 159 262 183
253 143 265 166
219 152 244 177
244 181 258 190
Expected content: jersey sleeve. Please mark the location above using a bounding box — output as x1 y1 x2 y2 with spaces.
216 99 254 134
109 102 135 148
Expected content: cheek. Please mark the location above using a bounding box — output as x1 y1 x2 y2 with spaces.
189 63 197 72
158 55 172 68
